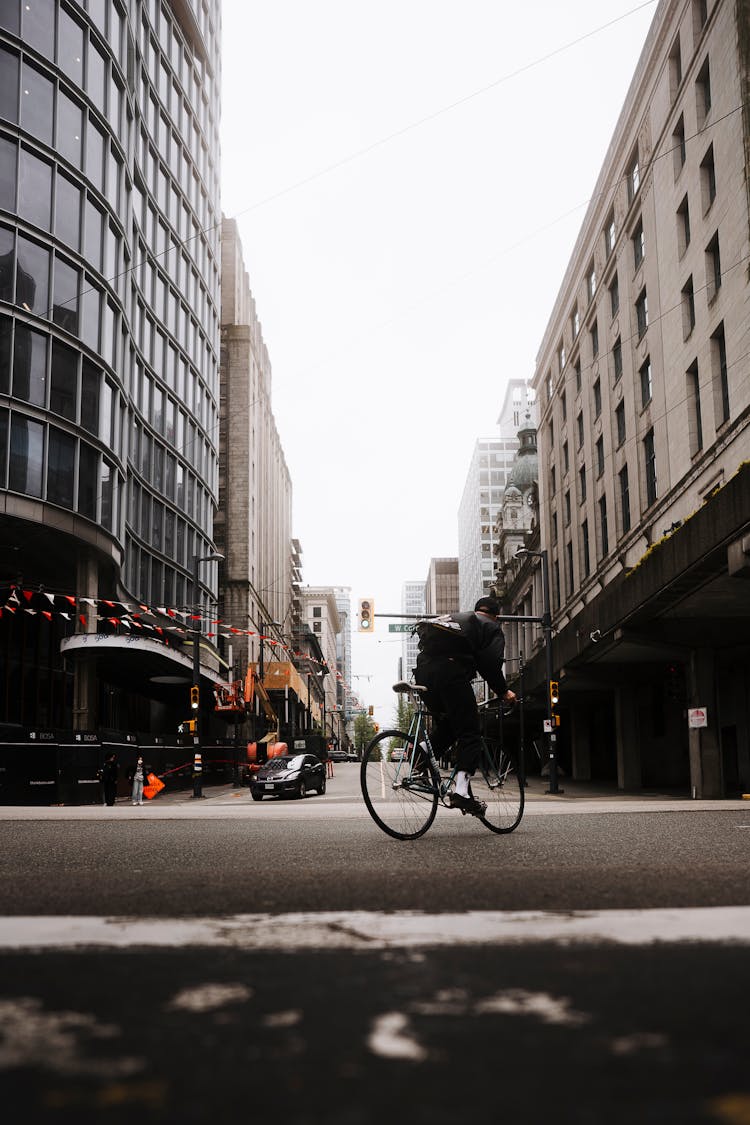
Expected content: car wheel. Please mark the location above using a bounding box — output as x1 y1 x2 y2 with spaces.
251 792 263 802
318 777 326 795
298 781 307 799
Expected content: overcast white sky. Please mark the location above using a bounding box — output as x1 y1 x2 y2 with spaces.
220 0 658 723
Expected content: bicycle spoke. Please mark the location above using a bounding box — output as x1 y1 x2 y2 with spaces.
473 741 524 834
360 731 438 840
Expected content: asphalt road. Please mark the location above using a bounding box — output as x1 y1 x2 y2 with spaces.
1 767 749 1124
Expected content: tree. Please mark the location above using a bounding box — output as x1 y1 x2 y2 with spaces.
393 693 415 733
353 712 377 753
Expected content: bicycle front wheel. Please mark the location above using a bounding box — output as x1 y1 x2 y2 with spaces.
472 740 524 834
360 729 438 841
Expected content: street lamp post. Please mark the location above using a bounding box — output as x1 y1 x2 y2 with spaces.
515 547 561 794
191 552 224 798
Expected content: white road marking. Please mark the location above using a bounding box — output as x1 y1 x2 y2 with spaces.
0 907 749 950
167 983 253 1012
473 989 590 1026
367 1012 427 1061
0 998 143 1077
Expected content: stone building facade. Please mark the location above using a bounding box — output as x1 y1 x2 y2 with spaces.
526 0 750 796
216 216 293 680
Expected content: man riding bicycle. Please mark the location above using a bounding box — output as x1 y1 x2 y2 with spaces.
415 596 516 817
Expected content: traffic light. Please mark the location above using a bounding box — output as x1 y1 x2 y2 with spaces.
373 722 380 733
358 598 374 633
549 680 559 707
190 685 199 709
368 705 374 716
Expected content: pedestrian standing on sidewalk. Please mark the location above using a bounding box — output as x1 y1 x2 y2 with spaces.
102 752 119 806
129 755 146 805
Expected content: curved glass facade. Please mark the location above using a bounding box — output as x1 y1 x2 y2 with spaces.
0 0 221 728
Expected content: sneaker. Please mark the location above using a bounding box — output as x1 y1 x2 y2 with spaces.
448 792 487 817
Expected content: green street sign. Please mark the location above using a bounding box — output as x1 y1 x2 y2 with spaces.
388 623 413 633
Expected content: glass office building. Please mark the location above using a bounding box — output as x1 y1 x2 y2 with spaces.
0 0 221 732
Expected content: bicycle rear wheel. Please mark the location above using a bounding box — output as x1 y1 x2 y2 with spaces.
360 729 438 840
472 740 524 834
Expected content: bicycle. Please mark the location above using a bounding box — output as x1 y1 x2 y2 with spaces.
360 681 525 841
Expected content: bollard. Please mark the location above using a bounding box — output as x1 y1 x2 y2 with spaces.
191 751 204 799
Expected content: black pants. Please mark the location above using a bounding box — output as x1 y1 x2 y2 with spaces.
416 658 483 774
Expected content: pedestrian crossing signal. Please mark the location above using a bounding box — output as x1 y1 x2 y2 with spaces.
358 598 374 632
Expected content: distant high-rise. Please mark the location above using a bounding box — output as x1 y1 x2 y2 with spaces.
401 580 425 680
424 558 458 616
457 379 534 608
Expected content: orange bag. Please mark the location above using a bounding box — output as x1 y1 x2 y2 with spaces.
143 772 165 800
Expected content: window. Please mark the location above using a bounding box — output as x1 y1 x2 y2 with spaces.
640 356 653 407
13 324 47 405
19 149 52 231
609 273 619 318
9 415 44 496
550 465 556 497
599 495 609 556
669 35 682 98
574 358 581 394
643 428 658 506
593 378 602 419
604 210 616 257
50 339 77 420
711 322 729 426
595 435 605 477
636 289 648 338
706 232 721 300
682 276 695 339
672 117 686 183
613 337 623 381
579 465 587 503
558 342 566 373
563 440 569 474
700 144 716 211
312 606 322 618
56 90 83 167
576 411 584 450
581 519 591 577
693 0 708 38
552 512 558 544
564 490 571 526
16 234 49 317
586 262 596 302
52 257 79 333
561 391 567 421
627 149 640 204
632 219 645 268
696 56 711 126
571 306 580 338
565 540 574 597
47 426 76 509
55 173 81 250
20 62 54 145
677 195 690 256
590 319 599 358
615 401 626 447
619 466 631 534
686 360 703 455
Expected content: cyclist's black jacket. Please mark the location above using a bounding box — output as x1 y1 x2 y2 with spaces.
415 611 508 697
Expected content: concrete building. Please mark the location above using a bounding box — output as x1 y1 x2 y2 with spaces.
217 216 293 682
457 379 532 609
424 558 459 616
333 585 353 746
299 586 341 743
401 580 426 681
525 0 750 797
0 0 223 740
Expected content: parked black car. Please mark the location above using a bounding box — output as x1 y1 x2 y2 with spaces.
250 754 326 801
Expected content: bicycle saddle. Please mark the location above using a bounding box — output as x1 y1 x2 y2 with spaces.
392 681 428 695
